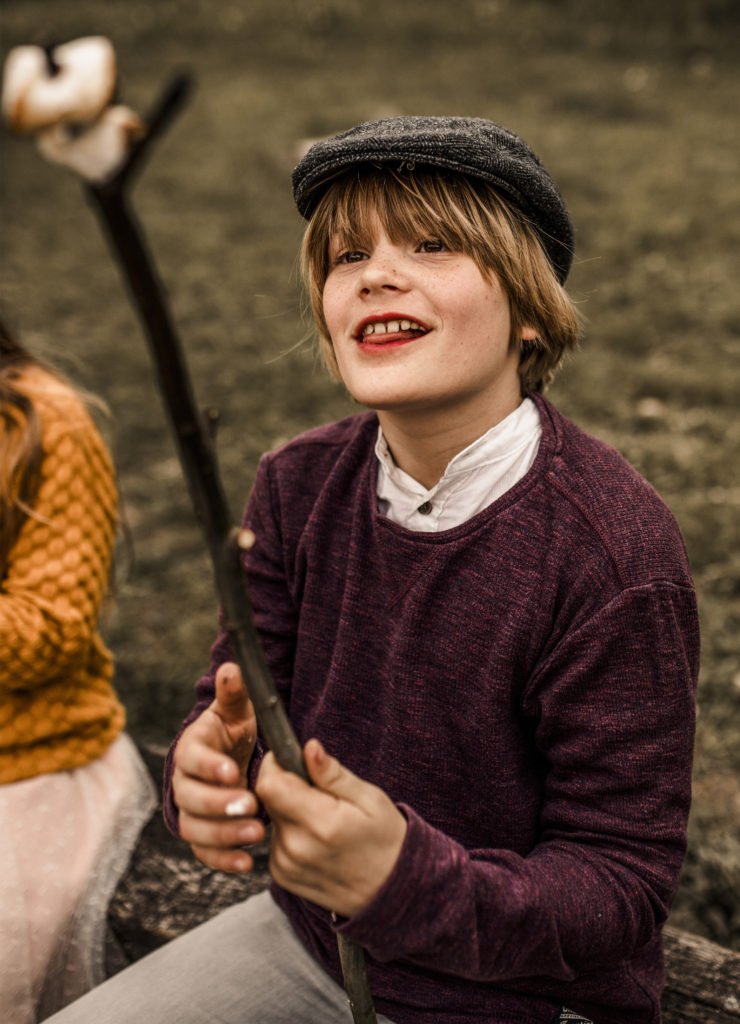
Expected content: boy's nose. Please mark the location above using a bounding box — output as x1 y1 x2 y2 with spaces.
358 252 409 294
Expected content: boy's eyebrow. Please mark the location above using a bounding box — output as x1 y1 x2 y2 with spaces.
327 231 363 248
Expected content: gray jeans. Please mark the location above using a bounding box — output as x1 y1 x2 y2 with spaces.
45 890 594 1024
46 891 395 1024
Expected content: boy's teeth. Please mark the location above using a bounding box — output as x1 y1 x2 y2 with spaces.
363 319 421 338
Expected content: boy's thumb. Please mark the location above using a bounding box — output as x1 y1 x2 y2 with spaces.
214 662 250 723
305 739 360 803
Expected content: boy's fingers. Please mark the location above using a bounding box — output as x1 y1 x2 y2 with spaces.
214 662 252 724
255 752 312 822
191 843 254 875
179 808 264 848
257 743 367 823
173 734 240 786
173 771 257 818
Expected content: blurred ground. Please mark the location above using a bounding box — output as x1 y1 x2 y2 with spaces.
2 0 739 950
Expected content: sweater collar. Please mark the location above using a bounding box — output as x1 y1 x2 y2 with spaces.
374 398 542 532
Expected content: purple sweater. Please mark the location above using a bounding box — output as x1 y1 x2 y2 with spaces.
164 396 698 1024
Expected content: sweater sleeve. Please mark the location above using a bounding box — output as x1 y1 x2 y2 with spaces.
162 453 298 834
0 398 117 693
336 581 698 981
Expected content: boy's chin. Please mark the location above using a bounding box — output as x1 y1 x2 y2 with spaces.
342 384 422 412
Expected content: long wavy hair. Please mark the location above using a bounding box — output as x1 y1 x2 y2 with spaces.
0 318 45 577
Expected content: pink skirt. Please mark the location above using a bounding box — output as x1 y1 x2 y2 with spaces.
0 733 157 1023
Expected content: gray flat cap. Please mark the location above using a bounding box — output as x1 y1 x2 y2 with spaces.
292 115 574 283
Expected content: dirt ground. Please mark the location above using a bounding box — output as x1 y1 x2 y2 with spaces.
2 0 739 951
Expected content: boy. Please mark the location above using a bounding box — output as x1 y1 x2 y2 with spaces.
49 117 698 1024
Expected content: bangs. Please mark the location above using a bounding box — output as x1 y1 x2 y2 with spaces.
312 168 498 277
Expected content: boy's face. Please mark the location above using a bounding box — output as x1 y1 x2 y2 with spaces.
322 216 527 431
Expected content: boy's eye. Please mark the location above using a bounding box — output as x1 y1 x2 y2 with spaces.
417 239 448 253
334 250 367 264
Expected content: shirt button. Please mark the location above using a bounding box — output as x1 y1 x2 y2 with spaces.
417 501 433 515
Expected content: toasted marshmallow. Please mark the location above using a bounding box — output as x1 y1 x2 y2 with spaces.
37 105 145 184
2 37 116 134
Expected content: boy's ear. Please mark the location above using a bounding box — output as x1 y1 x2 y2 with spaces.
520 325 538 343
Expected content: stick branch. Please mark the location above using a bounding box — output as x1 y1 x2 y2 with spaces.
85 75 376 1024
87 184 307 778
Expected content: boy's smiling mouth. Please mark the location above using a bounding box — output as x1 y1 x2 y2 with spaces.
354 314 430 346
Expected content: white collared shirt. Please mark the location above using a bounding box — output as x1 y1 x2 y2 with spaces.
375 398 542 532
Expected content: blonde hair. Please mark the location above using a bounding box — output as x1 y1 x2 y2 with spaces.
300 167 581 395
0 319 110 578
0 324 43 575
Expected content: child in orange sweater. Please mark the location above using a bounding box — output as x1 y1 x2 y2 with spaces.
0 319 156 1023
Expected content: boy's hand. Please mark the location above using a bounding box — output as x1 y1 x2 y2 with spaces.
172 662 264 873
256 739 407 918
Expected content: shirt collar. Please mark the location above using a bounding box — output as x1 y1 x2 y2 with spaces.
374 398 542 531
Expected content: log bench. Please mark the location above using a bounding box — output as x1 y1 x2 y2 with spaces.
108 747 740 1022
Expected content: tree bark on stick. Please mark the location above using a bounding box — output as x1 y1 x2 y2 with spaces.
85 75 377 1024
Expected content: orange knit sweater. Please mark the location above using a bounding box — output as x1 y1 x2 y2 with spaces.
0 366 125 783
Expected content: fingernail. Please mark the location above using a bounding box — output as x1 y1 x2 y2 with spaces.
225 796 252 817
238 823 260 842
237 528 256 551
313 739 326 765
218 761 235 781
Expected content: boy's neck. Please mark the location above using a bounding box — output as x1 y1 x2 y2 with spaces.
377 393 525 490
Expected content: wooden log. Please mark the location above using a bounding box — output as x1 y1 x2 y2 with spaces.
108 747 740 1021
108 745 267 961
662 927 740 1022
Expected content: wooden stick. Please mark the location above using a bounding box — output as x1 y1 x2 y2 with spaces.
88 183 307 778
86 75 377 1024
